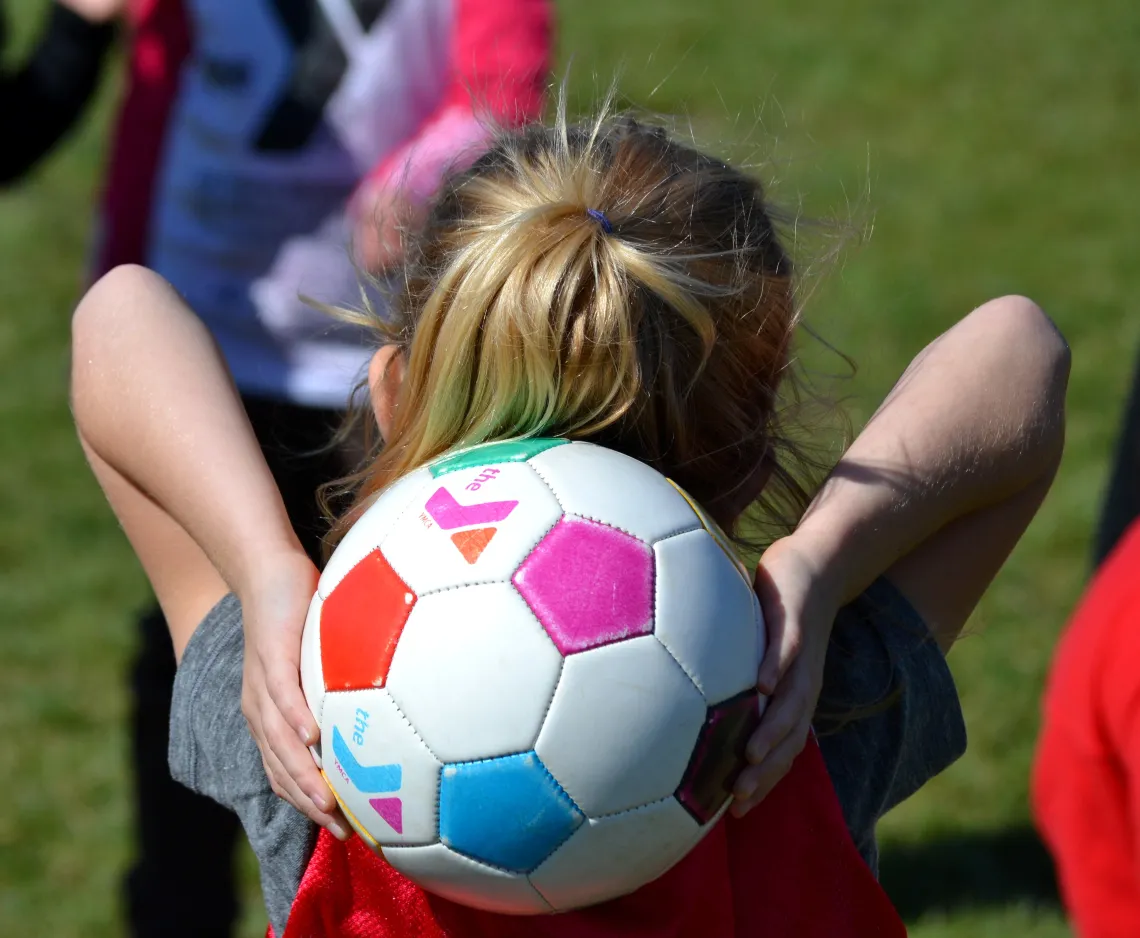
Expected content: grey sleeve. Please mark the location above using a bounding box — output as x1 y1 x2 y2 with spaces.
815 578 967 875
169 593 318 938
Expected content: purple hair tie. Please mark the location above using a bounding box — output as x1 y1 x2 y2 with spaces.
586 208 613 234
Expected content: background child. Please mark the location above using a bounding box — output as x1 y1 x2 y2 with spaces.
1033 519 1140 938
71 112 1069 934
81 2 553 933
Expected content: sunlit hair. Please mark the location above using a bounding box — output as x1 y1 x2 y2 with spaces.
325 100 828 552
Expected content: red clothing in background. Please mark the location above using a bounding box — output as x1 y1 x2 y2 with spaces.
1033 520 1140 938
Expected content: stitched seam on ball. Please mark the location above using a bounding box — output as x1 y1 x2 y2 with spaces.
524 873 561 913
444 842 559 900
375 490 438 587
590 791 680 822
657 635 707 706
367 689 443 836
525 461 566 512
519 511 564 559
648 544 705 698
417 577 511 598
440 749 582 795
441 747 531 767
440 750 584 822
558 511 649 543
661 497 751 584
376 836 437 849
438 752 581 892
376 686 445 769
414 513 564 601
529 793 691 891
540 764 582 819
318 537 384 599
530 655 566 753
651 632 706 699
496 581 569 752
318 473 428 597
650 522 706 546
528 459 696 545
528 457 644 540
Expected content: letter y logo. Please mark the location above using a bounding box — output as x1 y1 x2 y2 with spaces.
424 486 519 564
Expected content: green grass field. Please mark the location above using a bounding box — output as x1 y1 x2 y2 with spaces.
2 1 1137 934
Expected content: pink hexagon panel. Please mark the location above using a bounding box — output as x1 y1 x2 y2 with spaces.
513 517 654 654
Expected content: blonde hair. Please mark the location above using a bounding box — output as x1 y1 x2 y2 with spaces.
327 105 824 551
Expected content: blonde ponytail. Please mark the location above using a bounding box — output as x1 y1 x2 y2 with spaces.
326 103 820 552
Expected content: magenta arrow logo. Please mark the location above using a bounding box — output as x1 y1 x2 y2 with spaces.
369 797 403 834
424 487 518 530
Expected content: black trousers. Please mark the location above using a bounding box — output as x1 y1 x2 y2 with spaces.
1095 351 1140 567
125 396 345 938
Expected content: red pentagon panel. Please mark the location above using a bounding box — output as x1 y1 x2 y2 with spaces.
675 690 761 824
321 549 417 691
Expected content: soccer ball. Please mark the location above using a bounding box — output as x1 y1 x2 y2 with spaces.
300 438 765 913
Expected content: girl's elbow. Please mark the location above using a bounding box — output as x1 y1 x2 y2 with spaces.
983 294 1071 387
72 263 168 356
74 266 132 356
976 295 1070 466
71 265 151 418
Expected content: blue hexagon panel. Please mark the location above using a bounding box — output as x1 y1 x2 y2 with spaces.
439 750 584 873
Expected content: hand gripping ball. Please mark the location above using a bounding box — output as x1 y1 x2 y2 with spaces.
300 438 765 913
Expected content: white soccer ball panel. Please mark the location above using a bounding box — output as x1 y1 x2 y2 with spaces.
669 479 753 582
300 592 326 766
380 462 562 595
383 843 554 914
321 688 441 846
385 584 562 763
318 468 433 599
529 796 701 911
526 442 700 543
535 635 706 817
653 529 764 705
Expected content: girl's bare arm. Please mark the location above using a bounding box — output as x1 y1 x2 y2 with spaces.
71 264 347 837
71 266 303 647
737 294 1069 813
798 293 1069 648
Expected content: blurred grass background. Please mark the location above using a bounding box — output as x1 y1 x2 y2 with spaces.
2 0 1137 934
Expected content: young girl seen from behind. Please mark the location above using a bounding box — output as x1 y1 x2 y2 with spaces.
73 106 1069 937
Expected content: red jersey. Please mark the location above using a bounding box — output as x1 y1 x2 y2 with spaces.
281 739 906 938
1033 520 1140 938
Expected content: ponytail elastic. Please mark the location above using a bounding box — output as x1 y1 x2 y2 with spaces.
586 208 613 234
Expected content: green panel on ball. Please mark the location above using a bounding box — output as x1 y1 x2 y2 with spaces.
428 438 569 478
